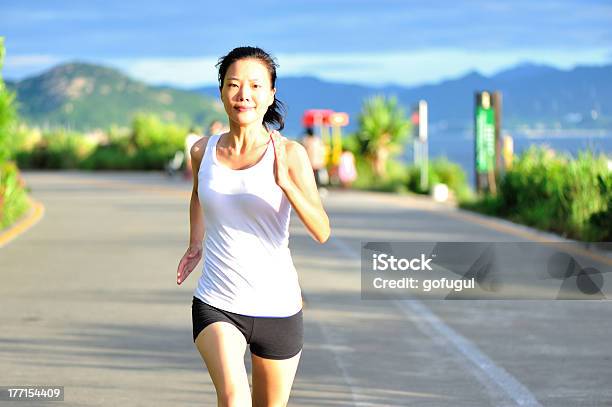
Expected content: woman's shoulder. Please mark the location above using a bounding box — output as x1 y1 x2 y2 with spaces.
270 130 300 151
283 137 307 156
279 135 312 169
190 133 221 161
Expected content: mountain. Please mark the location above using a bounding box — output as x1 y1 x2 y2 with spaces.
7 62 225 131
6 61 611 136
491 63 560 82
196 63 612 136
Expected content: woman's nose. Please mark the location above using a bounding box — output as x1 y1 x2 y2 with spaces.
237 85 251 101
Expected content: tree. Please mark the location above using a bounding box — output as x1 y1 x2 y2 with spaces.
355 95 411 178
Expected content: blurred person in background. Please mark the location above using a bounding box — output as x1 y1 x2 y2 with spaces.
301 127 328 194
338 148 357 188
207 119 226 137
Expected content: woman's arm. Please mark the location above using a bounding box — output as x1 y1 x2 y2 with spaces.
270 132 331 243
188 137 210 246
177 136 209 285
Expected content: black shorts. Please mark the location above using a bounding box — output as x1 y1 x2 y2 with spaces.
192 296 303 360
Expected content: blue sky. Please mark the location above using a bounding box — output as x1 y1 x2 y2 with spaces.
1 0 611 87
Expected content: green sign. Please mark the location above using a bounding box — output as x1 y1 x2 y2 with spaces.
475 106 495 173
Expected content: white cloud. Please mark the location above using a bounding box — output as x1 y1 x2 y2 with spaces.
5 54 62 67
3 54 64 79
4 47 611 87
106 48 612 88
107 57 220 88
5 53 62 69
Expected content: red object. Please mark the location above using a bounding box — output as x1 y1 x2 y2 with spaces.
411 111 419 125
302 109 334 127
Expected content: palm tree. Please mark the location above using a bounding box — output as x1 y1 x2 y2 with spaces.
355 95 411 178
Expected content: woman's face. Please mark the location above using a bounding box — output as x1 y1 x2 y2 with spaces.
220 58 276 128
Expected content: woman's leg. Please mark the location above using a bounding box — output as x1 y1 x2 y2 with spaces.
195 322 251 407
250 350 302 407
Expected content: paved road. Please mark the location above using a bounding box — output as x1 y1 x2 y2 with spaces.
1 171 610 406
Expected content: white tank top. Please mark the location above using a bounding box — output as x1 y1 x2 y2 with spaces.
194 133 303 317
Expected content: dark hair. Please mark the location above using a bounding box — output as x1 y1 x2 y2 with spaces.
216 46 286 131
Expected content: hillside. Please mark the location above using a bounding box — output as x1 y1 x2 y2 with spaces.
7 61 611 136
8 62 225 130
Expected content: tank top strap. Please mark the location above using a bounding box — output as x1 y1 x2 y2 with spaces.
202 133 221 166
261 137 275 165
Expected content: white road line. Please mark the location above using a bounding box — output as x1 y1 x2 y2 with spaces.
307 233 368 406
313 318 361 406
395 300 542 407
305 232 380 406
328 236 544 407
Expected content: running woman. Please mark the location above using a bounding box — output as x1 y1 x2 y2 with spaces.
176 46 331 407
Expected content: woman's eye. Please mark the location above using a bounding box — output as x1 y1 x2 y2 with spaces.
252 84 260 88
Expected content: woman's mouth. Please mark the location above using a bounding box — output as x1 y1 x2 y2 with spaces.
235 106 254 112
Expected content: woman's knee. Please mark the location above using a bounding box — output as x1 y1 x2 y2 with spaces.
252 398 289 407
217 388 252 407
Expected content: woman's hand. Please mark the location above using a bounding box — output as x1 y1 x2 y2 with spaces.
176 245 203 285
269 130 292 190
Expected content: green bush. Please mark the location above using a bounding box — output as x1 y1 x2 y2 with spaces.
351 153 409 193
463 146 612 241
351 153 376 189
0 84 17 162
405 164 428 194
16 114 190 170
0 38 31 230
350 150 472 198
404 158 472 200
80 144 133 170
430 157 472 201
588 172 612 240
460 193 504 216
0 38 18 163
17 129 95 169
130 114 186 169
0 161 30 229
79 126 133 170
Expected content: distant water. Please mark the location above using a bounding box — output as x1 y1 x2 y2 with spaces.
402 130 612 189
